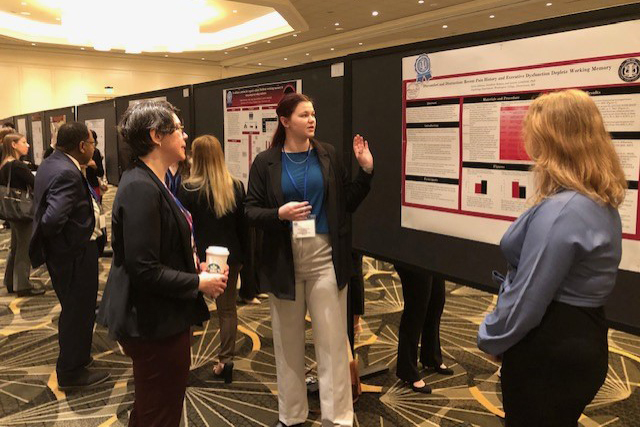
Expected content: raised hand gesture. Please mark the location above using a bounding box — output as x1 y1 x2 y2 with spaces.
353 134 373 172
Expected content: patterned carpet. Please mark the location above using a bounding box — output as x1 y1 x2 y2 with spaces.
0 187 638 426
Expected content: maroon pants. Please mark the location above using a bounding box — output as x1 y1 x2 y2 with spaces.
120 329 191 427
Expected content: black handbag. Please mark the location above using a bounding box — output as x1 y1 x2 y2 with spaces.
0 162 34 222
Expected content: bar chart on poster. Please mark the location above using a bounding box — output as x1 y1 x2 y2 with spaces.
400 20 640 272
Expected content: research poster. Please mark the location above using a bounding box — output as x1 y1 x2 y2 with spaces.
401 20 640 272
31 114 43 165
223 80 302 187
49 114 66 147
16 118 27 136
85 118 107 176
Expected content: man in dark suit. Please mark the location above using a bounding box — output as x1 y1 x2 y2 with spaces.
30 122 110 391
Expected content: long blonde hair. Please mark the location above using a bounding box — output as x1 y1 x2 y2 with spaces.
524 89 627 208
184 135 237 217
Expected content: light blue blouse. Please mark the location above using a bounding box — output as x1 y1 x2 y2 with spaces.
477 190 622 356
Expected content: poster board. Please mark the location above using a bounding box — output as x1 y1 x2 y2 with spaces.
350 6 640 332
28 112 45 165
77 99 117 183
222 80 302 186
43 106 75 153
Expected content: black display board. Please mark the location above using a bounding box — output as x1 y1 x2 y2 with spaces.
11 114 32 163
77 100 118 184
349 5 640 333
43 106 76 154
27 112 45 165
192 59 348 163
114 86 193 184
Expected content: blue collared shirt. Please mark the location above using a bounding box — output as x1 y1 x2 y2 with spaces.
478 190 622 356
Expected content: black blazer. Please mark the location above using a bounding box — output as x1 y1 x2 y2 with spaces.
97 161 209 340
245 140 372 300
177 179 248 265
29 150 95 267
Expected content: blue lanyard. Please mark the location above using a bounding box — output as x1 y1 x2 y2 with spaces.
282 147 310 201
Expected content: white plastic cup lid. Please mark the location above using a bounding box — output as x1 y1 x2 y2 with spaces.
206 246 230 256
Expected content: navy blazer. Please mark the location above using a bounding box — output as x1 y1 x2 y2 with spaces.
29 150 95 267
245 140 372 300
97 161 209 340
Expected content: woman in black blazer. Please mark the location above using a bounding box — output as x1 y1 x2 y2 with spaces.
178 134 248 383
97 100 227 427
245 93 373 427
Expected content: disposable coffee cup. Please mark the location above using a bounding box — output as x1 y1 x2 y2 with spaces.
206 246 229 274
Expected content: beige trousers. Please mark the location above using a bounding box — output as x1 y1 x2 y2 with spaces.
269 234 353 427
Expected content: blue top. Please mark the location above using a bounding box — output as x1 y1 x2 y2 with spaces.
281 148 329 234
477 190 622 356
165 169 181 196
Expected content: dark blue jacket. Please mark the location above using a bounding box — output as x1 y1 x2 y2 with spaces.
29 150 95 267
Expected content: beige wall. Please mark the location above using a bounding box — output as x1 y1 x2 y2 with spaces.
0 45 263 119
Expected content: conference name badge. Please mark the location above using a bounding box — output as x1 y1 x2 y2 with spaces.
292 215 316 239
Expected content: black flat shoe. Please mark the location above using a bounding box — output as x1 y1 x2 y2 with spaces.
408 381 432 394
422 362 454 375
214 362 234 384
16 287 45 297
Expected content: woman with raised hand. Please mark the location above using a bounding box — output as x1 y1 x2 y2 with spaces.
478 89 627 426
245 92 373 427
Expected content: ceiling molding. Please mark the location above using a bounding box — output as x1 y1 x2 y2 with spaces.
239 0 309 32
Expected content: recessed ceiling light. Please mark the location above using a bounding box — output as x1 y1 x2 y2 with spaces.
224 51 228 54
232 10 237 13
442 24 448 28
201 57 205 60
358 42 363 45
546 2 552 5
293 34 297 37
418 0 424 3
305 53 309 56
489 14 495 18
258 62 262 65
372 11 379 16
330 47 335 51
20 11 30 15
335 22 339 26
31 43 36 46
244 46 249 49
80 47 85 50
284 57 288 60
164 54 168 57
267 40 271 43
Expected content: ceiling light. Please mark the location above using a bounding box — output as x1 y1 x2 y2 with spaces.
442 24 448 28
267 40 271 43
244 46 248 49
418 0 424 3
201 57 205 60
293 34 297 37
224 51 228 54
20 11 31 15
546 2 552 5
358 42 363 45
335 22 339 26
31 42 36 46
284 57 287 60
258 62 262 65
305 53 309 56
232 10 237 13
372 11 379 16
164 54 168 57
80 47 85 50
489 14 495 18
330 47 335 51
21 1 27 5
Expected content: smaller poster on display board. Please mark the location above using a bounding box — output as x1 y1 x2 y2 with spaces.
50 115 66 147
85 118 107 177
222 80 302 187
31 113 44 165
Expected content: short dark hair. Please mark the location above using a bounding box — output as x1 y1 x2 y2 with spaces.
118 100 179 158
3 122 15 129
56 122 90 151
91 129 98 141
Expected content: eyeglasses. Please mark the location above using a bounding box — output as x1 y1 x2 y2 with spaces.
173 125 186 134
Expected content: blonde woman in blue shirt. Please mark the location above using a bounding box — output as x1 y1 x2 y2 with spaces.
478 89 627 427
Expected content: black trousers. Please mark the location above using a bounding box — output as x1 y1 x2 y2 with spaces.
238 227 261 300
121 329 191 427
47 240 99 380
501 301 608 427
395 265 446 383
347 251 365 350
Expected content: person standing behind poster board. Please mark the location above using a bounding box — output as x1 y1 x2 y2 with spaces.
478 89 627 426
245 93 373 427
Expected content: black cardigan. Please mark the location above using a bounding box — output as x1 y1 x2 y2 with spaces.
177 179 248 266
0 160 34 191
245 140 372 300
97 161 209 340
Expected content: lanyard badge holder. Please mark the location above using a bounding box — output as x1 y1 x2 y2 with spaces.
284 147 316 239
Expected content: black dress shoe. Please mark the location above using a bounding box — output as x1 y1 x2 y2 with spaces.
16 287 45 297
408 381 432 394
213 362 234 384
58 369 110 391
425 364 454 375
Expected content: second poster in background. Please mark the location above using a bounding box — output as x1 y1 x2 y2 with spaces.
223 80 302 187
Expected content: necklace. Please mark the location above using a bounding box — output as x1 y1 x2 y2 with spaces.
283 145 311 164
